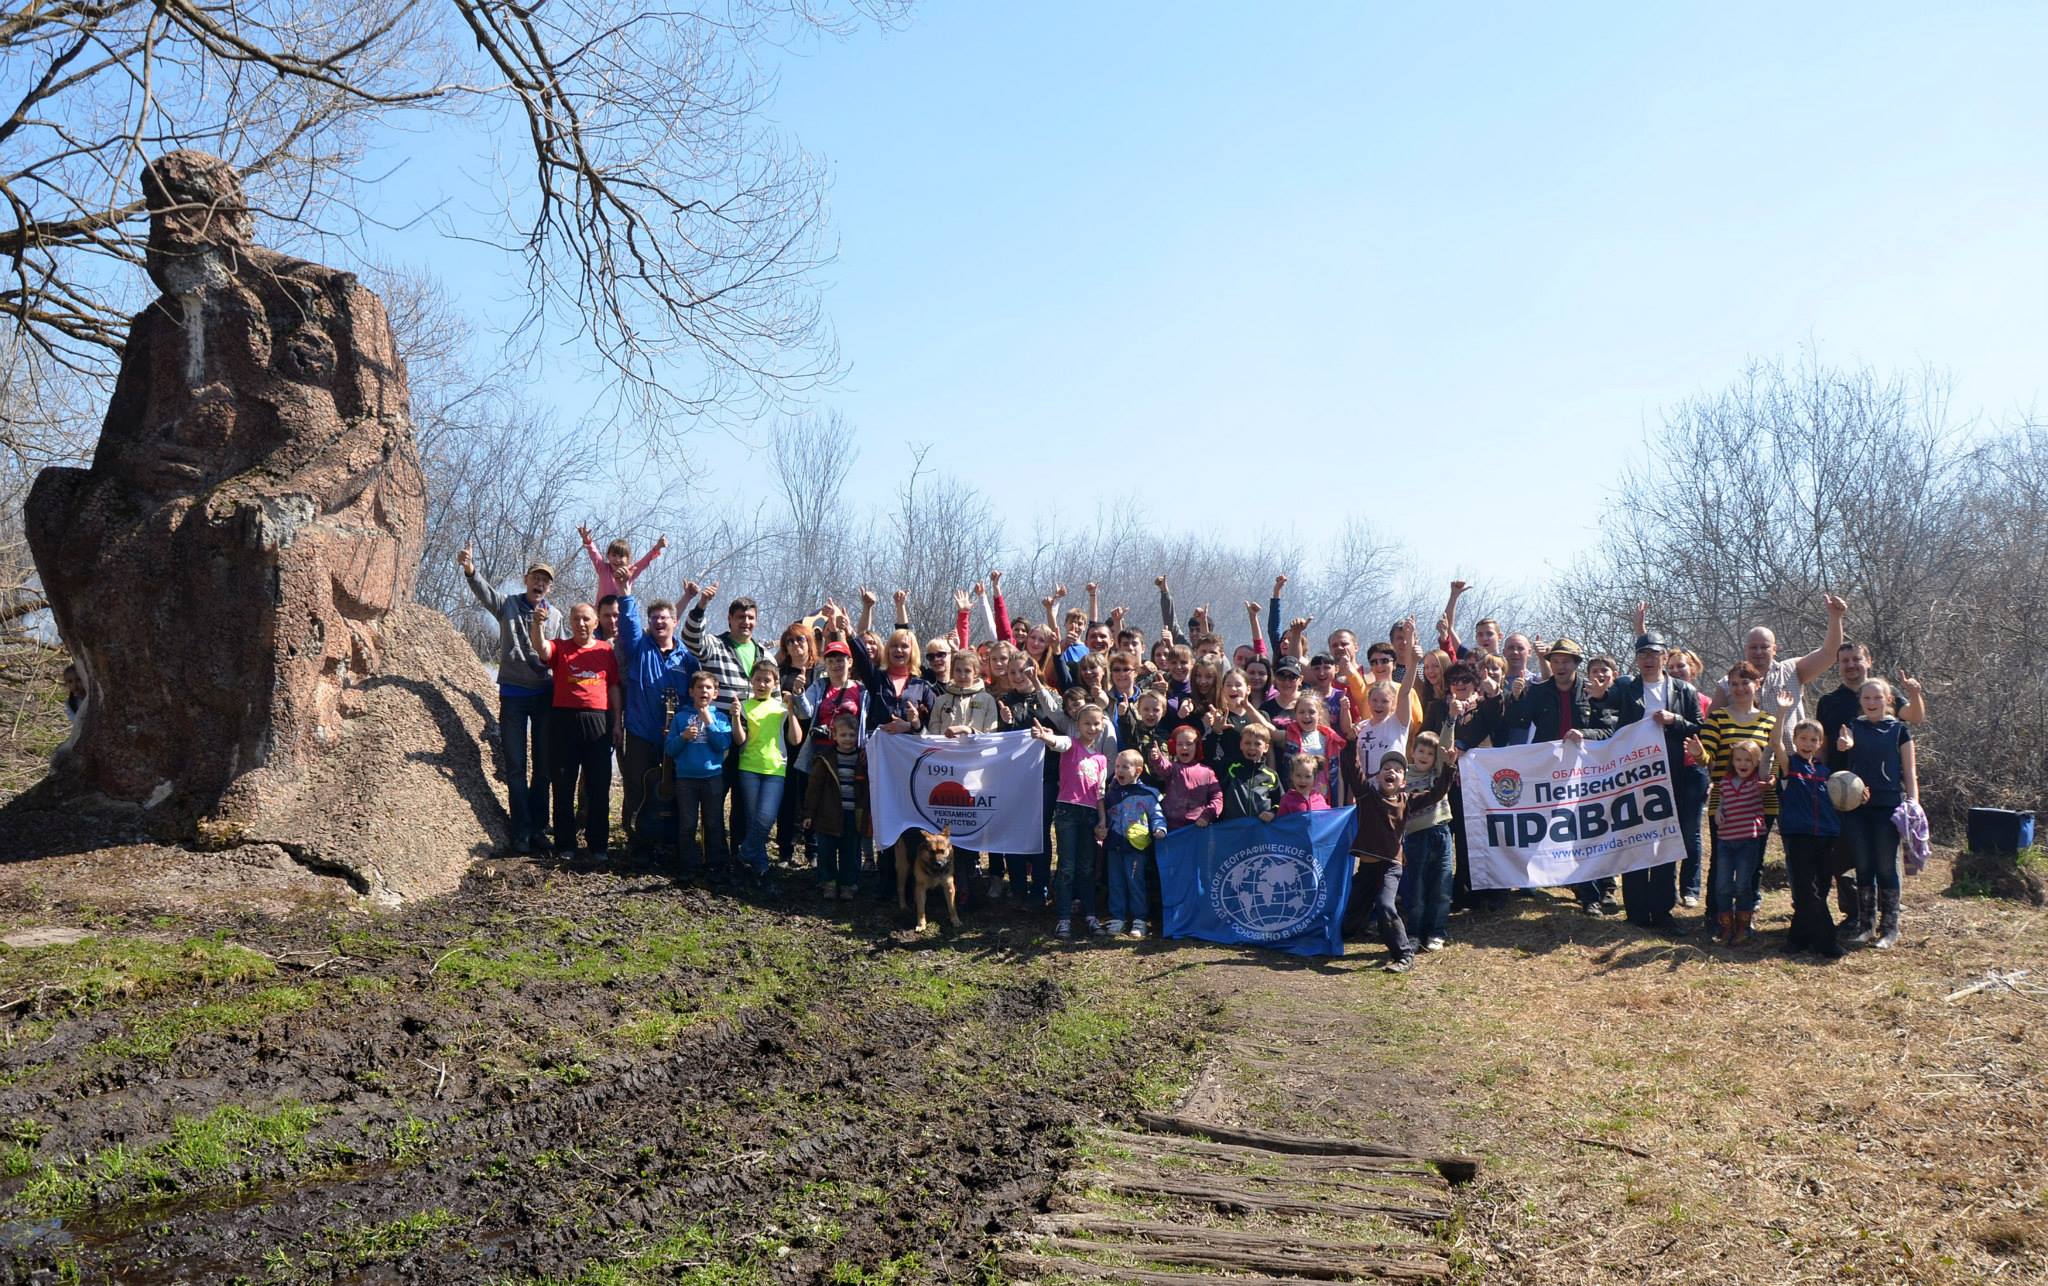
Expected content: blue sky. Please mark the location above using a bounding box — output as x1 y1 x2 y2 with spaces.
385 3 2048 593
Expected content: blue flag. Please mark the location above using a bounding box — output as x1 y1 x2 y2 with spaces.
1156 809 1358 957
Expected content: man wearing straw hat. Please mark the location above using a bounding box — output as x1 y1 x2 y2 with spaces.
1512 638 1624 915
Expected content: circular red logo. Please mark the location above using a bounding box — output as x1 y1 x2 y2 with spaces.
928 780 975 808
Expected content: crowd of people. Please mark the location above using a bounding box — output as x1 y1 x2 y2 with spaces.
458 533 1929 971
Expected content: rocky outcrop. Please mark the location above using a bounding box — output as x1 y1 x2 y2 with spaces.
17 151 503 897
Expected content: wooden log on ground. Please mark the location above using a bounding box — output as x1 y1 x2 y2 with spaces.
1031 1212 1440 1259
1002 1251 1440 1286
1070 1170 1453 1226
1030 1235 1447 1284
1093 1128 1448 1182
1095 1159 1433 1202
1134 1111 1481 1185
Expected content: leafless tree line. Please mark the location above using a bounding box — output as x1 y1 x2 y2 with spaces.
1544 354 2046 820
424 406 1526 666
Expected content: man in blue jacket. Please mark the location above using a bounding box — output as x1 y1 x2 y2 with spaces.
614 572 700 850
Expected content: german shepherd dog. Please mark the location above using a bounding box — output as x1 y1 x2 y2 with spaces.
894 826 958 930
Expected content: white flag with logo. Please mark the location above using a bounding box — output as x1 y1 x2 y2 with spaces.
866 729 1047 853
1459 718 1685 890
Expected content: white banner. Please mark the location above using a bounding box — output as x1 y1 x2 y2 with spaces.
1460 718 1684 890
866 729 1047 853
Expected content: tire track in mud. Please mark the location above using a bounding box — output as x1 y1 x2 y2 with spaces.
0 865 1198 1283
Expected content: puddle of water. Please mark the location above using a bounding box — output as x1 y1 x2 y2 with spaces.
0 1216 70 1251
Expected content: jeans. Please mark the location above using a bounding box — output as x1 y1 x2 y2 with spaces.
620 732 663 841
1348 858 1411 959
734 770 786 876
818 815 861 888
550 708 612 853
675 773 730 874
776 766 811 864
1401 824 1453 943
1105 841 1147 923
1842 804 1901 892
499 690 552 842
1052 802 1101 918
1710 835 1765 914
1781 831 1838 945
1676 766 1708 898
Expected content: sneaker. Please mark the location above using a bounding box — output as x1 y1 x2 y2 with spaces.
1579 901 1602 916
1598 897 1622 916
1055 918 1073 939
1384 955 1414 974
1086 916 1106 936
1422 936 1446 952
819 881 838 900
1128 920 1148 940
1104 919 1126 936
1680 894 1701 909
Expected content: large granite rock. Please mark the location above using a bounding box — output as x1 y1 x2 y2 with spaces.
17 151 504 898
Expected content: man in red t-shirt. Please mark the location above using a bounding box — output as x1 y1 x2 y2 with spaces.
531 602 623 860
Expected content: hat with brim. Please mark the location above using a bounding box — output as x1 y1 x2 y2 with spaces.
1633 632 1668 654
1274 658 1303 678
1547 638 1586 661
526 563 555 581
823 641 852 657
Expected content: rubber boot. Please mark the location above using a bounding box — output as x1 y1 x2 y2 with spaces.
1730 910 1752 948
1835 873 1859 925
1849 884 1878 945
1874 888 1901 950
1716 911 1735 946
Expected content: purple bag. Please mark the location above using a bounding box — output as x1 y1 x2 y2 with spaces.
1893 799 1930 877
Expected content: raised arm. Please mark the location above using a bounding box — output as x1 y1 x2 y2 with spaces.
1156 575 1182 646
856 586 877 640
1395 623 1421 731
892 587 912 633
458 544 504 615
1897 672 1927 725
529 601 557 664
1268 574 1286 651
681 580 718 653
1086 582 1101 626
1245 601 1267 656
953 588 972 647
578 523 605 577
988 570 1014 642
628 534 667 579
1444 579 1467 639
973 582 997 643
1793 594 1849 686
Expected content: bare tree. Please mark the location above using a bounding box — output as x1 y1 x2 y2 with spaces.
1548 353 2043 819
1 0 905 430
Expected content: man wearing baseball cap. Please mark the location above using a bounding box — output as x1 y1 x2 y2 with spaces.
457 543 561 854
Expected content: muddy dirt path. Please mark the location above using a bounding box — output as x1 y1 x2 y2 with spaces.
0 859 1204 1284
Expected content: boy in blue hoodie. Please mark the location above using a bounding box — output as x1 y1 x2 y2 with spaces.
1098 749 1169 939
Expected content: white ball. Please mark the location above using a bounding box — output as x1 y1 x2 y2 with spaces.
1826 771 1865 812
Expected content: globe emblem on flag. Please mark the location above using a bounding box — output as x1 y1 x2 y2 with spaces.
1211 844 1326 942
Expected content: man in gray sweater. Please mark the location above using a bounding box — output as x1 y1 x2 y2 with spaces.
460 544 558 854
